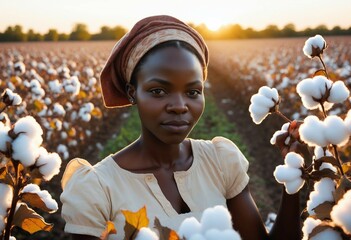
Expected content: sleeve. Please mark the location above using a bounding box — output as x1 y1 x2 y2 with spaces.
60 158 111 237
212 136 250 199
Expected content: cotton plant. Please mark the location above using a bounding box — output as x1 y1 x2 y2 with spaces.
0 89 62 240
119 205 241 240
248 34 351 238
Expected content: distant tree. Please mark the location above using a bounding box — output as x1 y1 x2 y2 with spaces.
58 33 69 41
69 23 90 41
220 24 245 39
91 25 127 40
27 29 43 41
331 26 343 35
281 23 296 37
44 29 59 41
261 24 281 38
314 24 329 35
0 25 26 41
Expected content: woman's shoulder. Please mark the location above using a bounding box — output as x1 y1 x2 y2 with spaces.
61 156 115 190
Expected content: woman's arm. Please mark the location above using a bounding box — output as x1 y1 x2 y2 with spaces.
227 185 301 240
72 234 100 240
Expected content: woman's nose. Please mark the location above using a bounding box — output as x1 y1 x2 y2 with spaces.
166 94 188 114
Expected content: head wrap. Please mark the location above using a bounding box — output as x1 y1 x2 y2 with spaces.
100 15 209 108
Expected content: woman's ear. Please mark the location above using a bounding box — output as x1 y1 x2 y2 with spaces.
126 83 136 104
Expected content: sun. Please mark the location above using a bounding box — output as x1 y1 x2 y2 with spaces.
205 20 223 31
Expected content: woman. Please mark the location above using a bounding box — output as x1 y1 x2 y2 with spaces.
60 15 301 240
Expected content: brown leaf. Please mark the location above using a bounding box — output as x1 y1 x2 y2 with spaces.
310 168 339 181
122 206 149 240
313 201 334 220
20 192 55 213
313 69 328 77
0 166 14 186
334 176 351 202
33 100 45 112
100 221 117 240
342 162 351 175
91 107 102 119
154 217 180 240
314 156 340 170
13 203 53 234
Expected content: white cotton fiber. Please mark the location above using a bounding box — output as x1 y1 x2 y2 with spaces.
178 217 201 239
300 96 319 110
13 116 43 140
48 80 62 94
285 178 305 194
258 86 279 101
303 35 326 58
285 152 304 168
204 229 241 240
53 103 66 116
299 116 327 147
270 122 290 145
11 134 40 167
331 190 351 235
0 183 13 215
36 147 62 181
314 146 332 160
302 217 321 240
200 205 232 232
274 166 302 183
135 227 159 240
307 178 335 215
324 116 349 146
188 234 206 240
250 94 274 108
328 81 350 103
0 125 11 152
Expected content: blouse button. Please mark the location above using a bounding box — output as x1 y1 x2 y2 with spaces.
146 176 153 181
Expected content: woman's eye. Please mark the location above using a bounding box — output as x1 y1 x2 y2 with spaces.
187 90 201 97
150 89 166 96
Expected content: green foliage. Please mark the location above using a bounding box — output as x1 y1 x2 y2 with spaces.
100 95 248 158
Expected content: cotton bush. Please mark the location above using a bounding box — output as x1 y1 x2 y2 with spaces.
331 190 351 235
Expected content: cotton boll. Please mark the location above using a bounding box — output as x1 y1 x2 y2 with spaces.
299 116 327 147
302 217 322 240
11 134 40 167
53 103 66 116
307 178 335 215
135 227 159 240
285 152 304 168
188 234 206 240
250 94 275 108
258 86 279 102
200 205 232 232
303 35 326 58
314 146 332 160
331 190 351 235
328 81 350 103
0 125 11 152
204 229 241 240
178 217 201 239
270 122 290 145
36 147 62 181
324 116 349 146
285 178 305 194
319 162 337 173
0 183 13 214
300 96 319 110
310 228 342 240
274 166 302 183
13 116 43 140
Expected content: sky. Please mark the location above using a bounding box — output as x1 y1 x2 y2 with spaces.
1 0 351 34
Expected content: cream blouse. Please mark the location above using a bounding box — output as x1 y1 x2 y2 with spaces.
60 136 249 239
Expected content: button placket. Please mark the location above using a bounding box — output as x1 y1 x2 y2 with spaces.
144 174 177 216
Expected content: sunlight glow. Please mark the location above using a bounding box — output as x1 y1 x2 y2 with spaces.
206 20 224 31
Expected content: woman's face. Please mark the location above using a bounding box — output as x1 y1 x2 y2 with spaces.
133 46 205 145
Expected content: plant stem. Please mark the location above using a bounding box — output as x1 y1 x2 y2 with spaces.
4 162 22 240
276 110 292 123
332 145 345 176
318 55 329 79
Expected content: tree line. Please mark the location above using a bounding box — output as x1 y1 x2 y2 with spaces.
1 23 350 42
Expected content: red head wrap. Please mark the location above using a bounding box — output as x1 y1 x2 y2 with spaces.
100 15 209 108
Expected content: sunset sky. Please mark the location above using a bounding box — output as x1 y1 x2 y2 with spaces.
1 0 351 34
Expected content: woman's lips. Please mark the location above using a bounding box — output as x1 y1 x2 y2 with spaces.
161 120 190 132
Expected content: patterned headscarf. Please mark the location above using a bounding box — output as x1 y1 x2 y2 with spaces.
99 15 209 108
